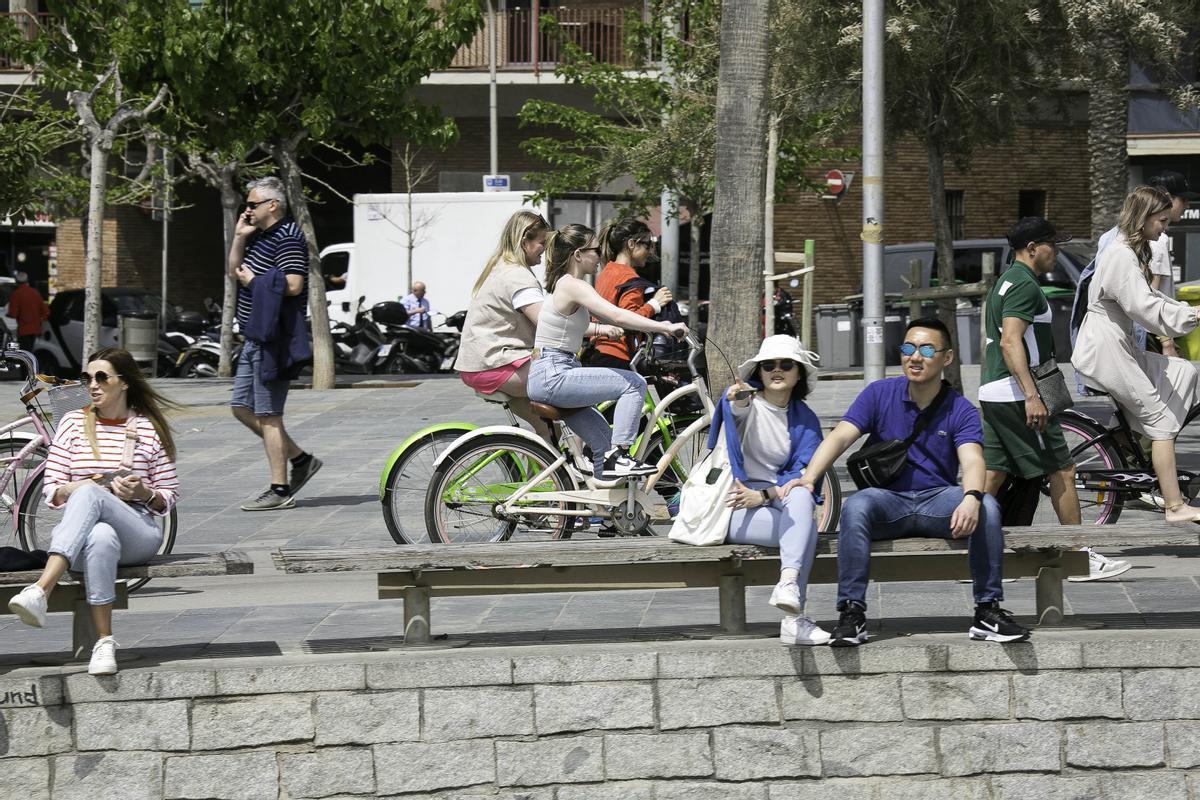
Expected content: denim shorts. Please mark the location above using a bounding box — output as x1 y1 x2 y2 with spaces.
231 339 289 416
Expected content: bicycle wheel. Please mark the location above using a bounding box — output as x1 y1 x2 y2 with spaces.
817 467 842 533
0 435 47 528
1042 414 1125 525
424 433 575 544
642 421 711 501
381 428 472 544
17 470 179 593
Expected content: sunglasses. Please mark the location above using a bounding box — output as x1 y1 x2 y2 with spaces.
80 370 118 385
579 246 601 254
758 359 797 372
899 343 948 358
244 199 274 210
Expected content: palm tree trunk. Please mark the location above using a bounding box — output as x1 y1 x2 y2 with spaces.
925 136 962 391
1087 30 1129 240
273 140 335 390
706 0 771 389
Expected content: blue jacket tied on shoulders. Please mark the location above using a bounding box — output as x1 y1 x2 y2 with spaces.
706 380 825 500
244 268 312 381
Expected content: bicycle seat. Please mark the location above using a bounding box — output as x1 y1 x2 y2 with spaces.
474 390 513 405
529 402 583 421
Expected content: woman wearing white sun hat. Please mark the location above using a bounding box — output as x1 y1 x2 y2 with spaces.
708 334 829 645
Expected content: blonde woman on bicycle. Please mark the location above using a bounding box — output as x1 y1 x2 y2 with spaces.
8 348 180 675
527 223 687 483
455 210 554 441
1073 185 1200 523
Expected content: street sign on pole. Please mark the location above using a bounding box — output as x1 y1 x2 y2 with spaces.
483 174 510 192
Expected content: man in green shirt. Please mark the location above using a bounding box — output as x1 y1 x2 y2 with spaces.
979 217 1130 581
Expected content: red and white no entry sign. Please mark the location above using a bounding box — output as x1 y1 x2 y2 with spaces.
825 169 846 196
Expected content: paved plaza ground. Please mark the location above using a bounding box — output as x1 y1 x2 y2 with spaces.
1 365 1199 668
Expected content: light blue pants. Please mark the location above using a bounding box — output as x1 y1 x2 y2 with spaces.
528 349 648 473
726 481 818 590
47 482 162 605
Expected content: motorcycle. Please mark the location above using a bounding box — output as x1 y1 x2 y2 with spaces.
331 297 393 374
371 304 463 374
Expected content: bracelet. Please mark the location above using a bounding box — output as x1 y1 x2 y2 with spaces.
964 489 984 502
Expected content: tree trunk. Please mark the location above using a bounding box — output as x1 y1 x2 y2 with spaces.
706 0 771 389
763 113 780 338
925 136 962 391
687 212 702 316
1086 30 1129 240
82 136 109 365
274 142 334 390
217 166 240 377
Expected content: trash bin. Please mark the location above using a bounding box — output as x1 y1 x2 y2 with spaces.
1042 286 1075 362
955 306 981 365
119 311 158 374
816 303 859 369
1177 285 1200 359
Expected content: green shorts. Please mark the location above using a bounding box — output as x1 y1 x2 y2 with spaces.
981 400 1073 479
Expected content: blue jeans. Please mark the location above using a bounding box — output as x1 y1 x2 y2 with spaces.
231 339 289 416
48 482 163 605
726 481 817 587
528 349 647 473
836 485 1004 610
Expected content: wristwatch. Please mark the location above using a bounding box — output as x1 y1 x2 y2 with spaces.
964 489 985 502
760 489 771 504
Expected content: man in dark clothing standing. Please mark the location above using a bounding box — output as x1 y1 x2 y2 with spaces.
228 177 322 511
7 271 48 351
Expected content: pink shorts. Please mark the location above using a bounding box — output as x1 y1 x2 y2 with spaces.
459 356 532 395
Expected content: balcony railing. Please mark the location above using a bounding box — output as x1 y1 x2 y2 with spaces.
0 12 52 73
449 6 641 72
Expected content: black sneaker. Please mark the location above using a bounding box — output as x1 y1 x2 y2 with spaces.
598 448 657 480
969 602 1031 643
830 603 869 647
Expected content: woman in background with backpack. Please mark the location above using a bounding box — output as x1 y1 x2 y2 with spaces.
586 218 675 369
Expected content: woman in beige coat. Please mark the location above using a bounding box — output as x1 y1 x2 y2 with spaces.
1073 186 1200 523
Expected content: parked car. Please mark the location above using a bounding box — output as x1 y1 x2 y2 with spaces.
884 238 1092 359
34 288 178 376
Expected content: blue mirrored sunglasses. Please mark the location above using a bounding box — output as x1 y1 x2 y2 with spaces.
899 343 947 358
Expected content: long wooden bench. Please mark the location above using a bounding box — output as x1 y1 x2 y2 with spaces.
275 524 1198 645
0 551 253 658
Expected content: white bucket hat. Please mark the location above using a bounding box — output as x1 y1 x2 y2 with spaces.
736 335 820 396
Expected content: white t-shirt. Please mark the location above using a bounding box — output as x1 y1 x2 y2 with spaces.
511 285 545 310
1149 234 1174 298
732 396 791 484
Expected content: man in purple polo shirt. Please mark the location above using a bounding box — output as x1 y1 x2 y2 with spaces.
798 317 1029 646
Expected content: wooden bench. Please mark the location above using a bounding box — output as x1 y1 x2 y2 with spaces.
274 524 1197 645
0 551 253 659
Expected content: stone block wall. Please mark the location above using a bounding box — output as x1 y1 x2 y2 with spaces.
2 638 1199 799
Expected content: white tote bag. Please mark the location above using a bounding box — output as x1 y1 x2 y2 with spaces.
668 440 734 546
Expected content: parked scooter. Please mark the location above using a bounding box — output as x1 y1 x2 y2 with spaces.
330 297 394 374
370 303 463 374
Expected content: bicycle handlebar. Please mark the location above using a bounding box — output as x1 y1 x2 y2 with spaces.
629 330 705 380
2 344 41 393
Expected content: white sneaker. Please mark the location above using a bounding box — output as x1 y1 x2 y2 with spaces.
781 615 831 646
1068 548 1133 582
769 580 802 615
8 584 47 628
88 636 119 676
598 448 657 480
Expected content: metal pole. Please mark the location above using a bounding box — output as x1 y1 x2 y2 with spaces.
488 0 499 178
802 238 815 348
861 0 886 381
658 12 680 295
160 146 170 333
763 116 779 338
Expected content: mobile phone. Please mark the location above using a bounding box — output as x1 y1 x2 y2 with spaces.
732 389 756 401
91 468 133 487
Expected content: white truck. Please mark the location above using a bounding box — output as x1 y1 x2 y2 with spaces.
319 191 546 327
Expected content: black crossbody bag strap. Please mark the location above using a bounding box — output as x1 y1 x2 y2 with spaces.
901 382 950 449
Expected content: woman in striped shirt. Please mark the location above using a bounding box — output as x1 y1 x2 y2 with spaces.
8 348 180 675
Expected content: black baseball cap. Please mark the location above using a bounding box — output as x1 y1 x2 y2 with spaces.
1147 170 1200 201
1006 216 1072 251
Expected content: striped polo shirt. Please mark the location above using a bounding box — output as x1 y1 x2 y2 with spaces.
43 410 180 515
236 219 309 330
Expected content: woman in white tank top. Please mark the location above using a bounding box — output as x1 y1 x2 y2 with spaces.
527 224 688 483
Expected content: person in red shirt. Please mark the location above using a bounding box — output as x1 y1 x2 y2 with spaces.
585 219 674 369
7 271 49 351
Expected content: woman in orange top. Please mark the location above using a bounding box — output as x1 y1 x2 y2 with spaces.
585 218 673 369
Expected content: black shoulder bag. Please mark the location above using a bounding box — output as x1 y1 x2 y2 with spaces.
846 383 950 490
